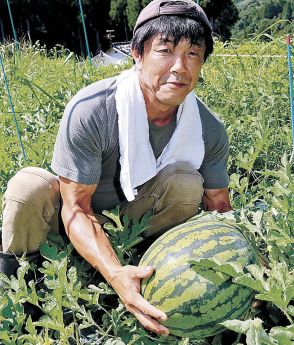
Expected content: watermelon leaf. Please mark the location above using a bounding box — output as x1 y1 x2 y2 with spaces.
269 325 294 345
285 285 294 305
102 207 152 264
102 206 124 230
287 305 294 317
39 243 58 261
189 258 246 286
25 316 37 336
220 319 252 334
233 275 265 292
189 258 233 284
221 318 276 345
189 258 221 269
246 264 266 281
191 266 230 285
245 319 273 345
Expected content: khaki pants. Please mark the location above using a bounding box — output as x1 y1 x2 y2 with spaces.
2 162 203 255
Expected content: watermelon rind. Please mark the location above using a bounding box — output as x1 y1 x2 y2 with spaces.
139 219 256 339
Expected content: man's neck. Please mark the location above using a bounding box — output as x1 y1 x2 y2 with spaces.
143 94 178 126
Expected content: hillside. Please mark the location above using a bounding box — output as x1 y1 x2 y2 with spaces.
232 0 294 39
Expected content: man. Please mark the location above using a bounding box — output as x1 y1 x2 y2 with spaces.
1 0 231 336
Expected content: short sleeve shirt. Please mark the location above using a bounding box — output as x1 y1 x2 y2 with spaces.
51 74 229 214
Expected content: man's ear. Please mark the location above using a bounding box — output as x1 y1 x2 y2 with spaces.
131 49 142 70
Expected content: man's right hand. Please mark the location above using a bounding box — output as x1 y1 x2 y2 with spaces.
59 179 168 335
108 265 169 336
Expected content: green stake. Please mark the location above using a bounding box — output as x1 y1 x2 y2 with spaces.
78 0 92 64
6 0 19 49
0 52 26 160
287 35 294 162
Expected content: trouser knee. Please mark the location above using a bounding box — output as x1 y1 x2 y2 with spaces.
121 162 204 238
149 162 203 236
2 167 60 255
154 161 204 211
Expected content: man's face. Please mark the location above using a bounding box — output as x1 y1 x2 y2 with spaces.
132 34 206 109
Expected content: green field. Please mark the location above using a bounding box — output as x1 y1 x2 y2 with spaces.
0 39 293 344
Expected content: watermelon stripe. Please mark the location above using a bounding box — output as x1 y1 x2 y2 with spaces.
164 286 252 329
141 232 246 278
141 226 247 271
154 272 253 314
166 297 252 338
166 294 252 334
142 240 250 301
140 221 232 265
141 222 232 262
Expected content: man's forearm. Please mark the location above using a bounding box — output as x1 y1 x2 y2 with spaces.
61 203 121 282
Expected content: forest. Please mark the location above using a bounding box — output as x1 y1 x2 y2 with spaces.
233 0 294 39
0 0 292 56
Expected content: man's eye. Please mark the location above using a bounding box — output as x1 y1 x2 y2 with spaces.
189 51 199 57
159 49 172 53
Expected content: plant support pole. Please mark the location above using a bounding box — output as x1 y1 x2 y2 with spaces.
78 0 92 64
287 35 294 161
6 0 19 49
0 52 26 160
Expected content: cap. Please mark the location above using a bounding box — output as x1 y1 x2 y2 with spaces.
133 0 212 34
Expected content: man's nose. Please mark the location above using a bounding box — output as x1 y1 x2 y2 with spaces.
170 55 186 73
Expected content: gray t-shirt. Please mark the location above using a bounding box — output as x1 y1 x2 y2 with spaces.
149 118 177 159
51 74 229 214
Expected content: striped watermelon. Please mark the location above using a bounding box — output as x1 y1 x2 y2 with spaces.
139 219 256 338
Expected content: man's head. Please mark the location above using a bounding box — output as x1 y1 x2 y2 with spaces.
132 0 213 62
131 0 213 117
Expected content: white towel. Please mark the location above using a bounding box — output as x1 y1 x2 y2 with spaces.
115 67 205 201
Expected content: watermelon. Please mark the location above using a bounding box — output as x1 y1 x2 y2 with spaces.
139 219 256 338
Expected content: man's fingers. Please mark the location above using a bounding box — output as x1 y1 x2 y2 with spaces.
127 304 169 336
132 292 167 322
131 265 154 279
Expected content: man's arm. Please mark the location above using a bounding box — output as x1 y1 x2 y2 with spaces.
202 187 232 212
59 177 169 336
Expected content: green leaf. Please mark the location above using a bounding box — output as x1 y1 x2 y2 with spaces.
34 315 64 332
233 275 265 292
255 288 286 310
190 266 230 285
190 258 244 277
285 285 294 305
270 325 294 345
25 316 37 336
1 294 14 319
0 272 11 287
28 281 41 306
190 258 223 269
103 339 126 345
40 243 58 261
220 319 252 334
57 250 68 261
240 318 274 345
102 206 124 230
0 331 12 342
287 305 294 317
246 264 266 281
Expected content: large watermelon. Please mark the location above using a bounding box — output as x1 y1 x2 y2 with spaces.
139 219 256 338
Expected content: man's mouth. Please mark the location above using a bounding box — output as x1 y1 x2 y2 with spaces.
166 81 187 88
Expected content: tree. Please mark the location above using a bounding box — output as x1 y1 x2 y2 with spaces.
232 0 294 40
109 0 239 42
0 0 113 55
201 0 239 41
